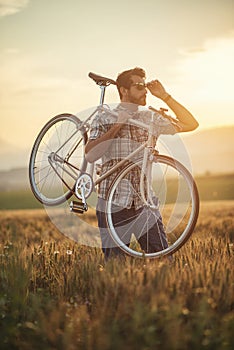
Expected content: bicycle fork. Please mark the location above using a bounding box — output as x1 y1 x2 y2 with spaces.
140 115 160 210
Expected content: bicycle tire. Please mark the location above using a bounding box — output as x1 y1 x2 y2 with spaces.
29 113 87 206
105 154 199 258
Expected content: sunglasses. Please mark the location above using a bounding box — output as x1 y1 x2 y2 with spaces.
131 82 147 91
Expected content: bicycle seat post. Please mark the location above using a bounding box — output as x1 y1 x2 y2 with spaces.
99 85 106 105
88 72 116 105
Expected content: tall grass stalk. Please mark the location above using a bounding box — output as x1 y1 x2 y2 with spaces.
0 203 233 350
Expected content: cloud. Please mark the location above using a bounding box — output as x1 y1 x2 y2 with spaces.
0 0 29 17
164 34 234 128
172 34 234 101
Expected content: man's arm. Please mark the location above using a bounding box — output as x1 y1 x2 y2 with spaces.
147 80 199 132
85 111 130 163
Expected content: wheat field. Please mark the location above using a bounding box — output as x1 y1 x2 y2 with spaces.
0 201 233 350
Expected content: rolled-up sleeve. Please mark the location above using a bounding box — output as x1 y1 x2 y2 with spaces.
89 113 106 140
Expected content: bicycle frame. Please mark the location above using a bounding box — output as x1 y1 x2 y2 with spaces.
52 83 170 209
29 73 200 258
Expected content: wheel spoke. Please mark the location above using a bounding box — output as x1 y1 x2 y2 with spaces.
106 156 199 258
29 114 87 205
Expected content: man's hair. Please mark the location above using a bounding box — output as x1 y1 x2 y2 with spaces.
116 67 146 99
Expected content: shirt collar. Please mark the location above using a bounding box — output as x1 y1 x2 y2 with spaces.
116 103 139 116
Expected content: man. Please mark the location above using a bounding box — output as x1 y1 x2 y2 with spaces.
85 67 199 259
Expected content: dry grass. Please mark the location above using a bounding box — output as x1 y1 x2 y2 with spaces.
0 201 233 350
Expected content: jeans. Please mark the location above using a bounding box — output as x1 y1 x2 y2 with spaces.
96 197 168 260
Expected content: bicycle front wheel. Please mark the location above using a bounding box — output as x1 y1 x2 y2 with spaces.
106 155 199 258
29 113 87 206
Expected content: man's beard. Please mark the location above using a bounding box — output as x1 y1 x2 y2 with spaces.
128 93 146 106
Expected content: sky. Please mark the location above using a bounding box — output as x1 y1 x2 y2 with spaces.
0 0 234 151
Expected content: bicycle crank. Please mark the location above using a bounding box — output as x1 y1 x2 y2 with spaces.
70 173 94 214
75 173 93 199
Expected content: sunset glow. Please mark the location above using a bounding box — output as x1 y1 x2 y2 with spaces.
0 0 233 169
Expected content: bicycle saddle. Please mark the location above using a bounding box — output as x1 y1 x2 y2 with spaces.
88 72 116 86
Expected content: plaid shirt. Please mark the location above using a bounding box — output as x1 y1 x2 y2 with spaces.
89 104 177 209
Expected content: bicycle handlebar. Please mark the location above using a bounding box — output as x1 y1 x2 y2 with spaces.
98 105 179 132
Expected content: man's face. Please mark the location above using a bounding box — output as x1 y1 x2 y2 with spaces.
125 75 147 106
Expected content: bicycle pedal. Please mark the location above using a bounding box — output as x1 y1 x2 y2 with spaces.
69 201 88 214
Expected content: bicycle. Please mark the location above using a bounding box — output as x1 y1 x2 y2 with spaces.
29 72 199 259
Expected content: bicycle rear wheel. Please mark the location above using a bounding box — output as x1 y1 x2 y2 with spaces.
105 155 199 258
29 113 87 206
